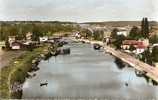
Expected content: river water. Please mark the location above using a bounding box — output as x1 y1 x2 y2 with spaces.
22 40 158 99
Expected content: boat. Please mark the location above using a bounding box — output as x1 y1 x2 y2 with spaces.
93 43 101 50
135 69 146 77
60 47 71 55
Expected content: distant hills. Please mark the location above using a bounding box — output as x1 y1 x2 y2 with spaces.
0 21 158 27
0 21 77 24
82 21 158 27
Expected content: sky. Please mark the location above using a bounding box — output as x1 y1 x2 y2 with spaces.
0 0 157 22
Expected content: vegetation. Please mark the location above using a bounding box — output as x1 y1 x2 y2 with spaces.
141 17 150 38
80 29 92 39
110 28 126 49
149 34 158 44
152 46 158 62
114 35 126 49
138 46 158 66
128 26 141 40
140 48 153 65
80 28 104 41
128 18 150 40
110 28 119 39
114 58 126 69
0 21 80 41
0 45 50 99
93 30 104 41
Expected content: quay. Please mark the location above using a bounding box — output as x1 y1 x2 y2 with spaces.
75 38 158 83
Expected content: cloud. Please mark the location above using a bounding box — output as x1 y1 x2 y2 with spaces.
0 0 157 22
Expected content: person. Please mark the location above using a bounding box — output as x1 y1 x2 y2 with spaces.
125 82 128 86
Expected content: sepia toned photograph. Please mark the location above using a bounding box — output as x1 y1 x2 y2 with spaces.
0 0 158 100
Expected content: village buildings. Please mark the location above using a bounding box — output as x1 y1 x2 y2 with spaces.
121 39 149 54
39 36 48 43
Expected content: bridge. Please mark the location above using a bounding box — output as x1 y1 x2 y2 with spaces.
74 38 158 83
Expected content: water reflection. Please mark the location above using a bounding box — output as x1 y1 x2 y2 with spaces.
114 58 126 69
114 58 158 86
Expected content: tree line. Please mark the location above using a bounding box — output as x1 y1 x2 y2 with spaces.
0 22 80 41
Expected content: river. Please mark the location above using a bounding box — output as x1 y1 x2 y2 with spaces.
22 40 158 99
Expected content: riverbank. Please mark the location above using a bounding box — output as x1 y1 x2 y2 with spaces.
0 44 56 99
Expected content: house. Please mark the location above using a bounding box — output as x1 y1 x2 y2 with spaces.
153 43 158 47
47 37 54 44
122 39 149 49
121 40 143 50
117 31 128 37
122 40 148 54
134 45 146 54
50 37 61 43
39 36 48 43
103 37 112 45
11 42 22 50
26 32 33 41
8 36 16 46
75 32 81 39
23 41 32 46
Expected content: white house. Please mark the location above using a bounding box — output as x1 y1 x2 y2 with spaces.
153 43 158 47
8 36 16 47
39 36 48 42
133 45 146 54
26 32 33 41
11 42 22 50
23 41 32 46
75 32 81 39
117 31 128 37
135 48 145 54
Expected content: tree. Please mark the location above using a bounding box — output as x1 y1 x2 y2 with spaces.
141 17 149 38
93 30 104 41
144 48 152 65
110 28 126 49
114 35 126 49
81 29 92 39
110 28 119 39
128 26 141 39
32 24 44 41
0 21 79 41
149 34 158 44
5 38 10 50
140 48 152 65
152 46 158 62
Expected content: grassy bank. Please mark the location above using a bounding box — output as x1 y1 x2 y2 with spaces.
0 45 49 99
